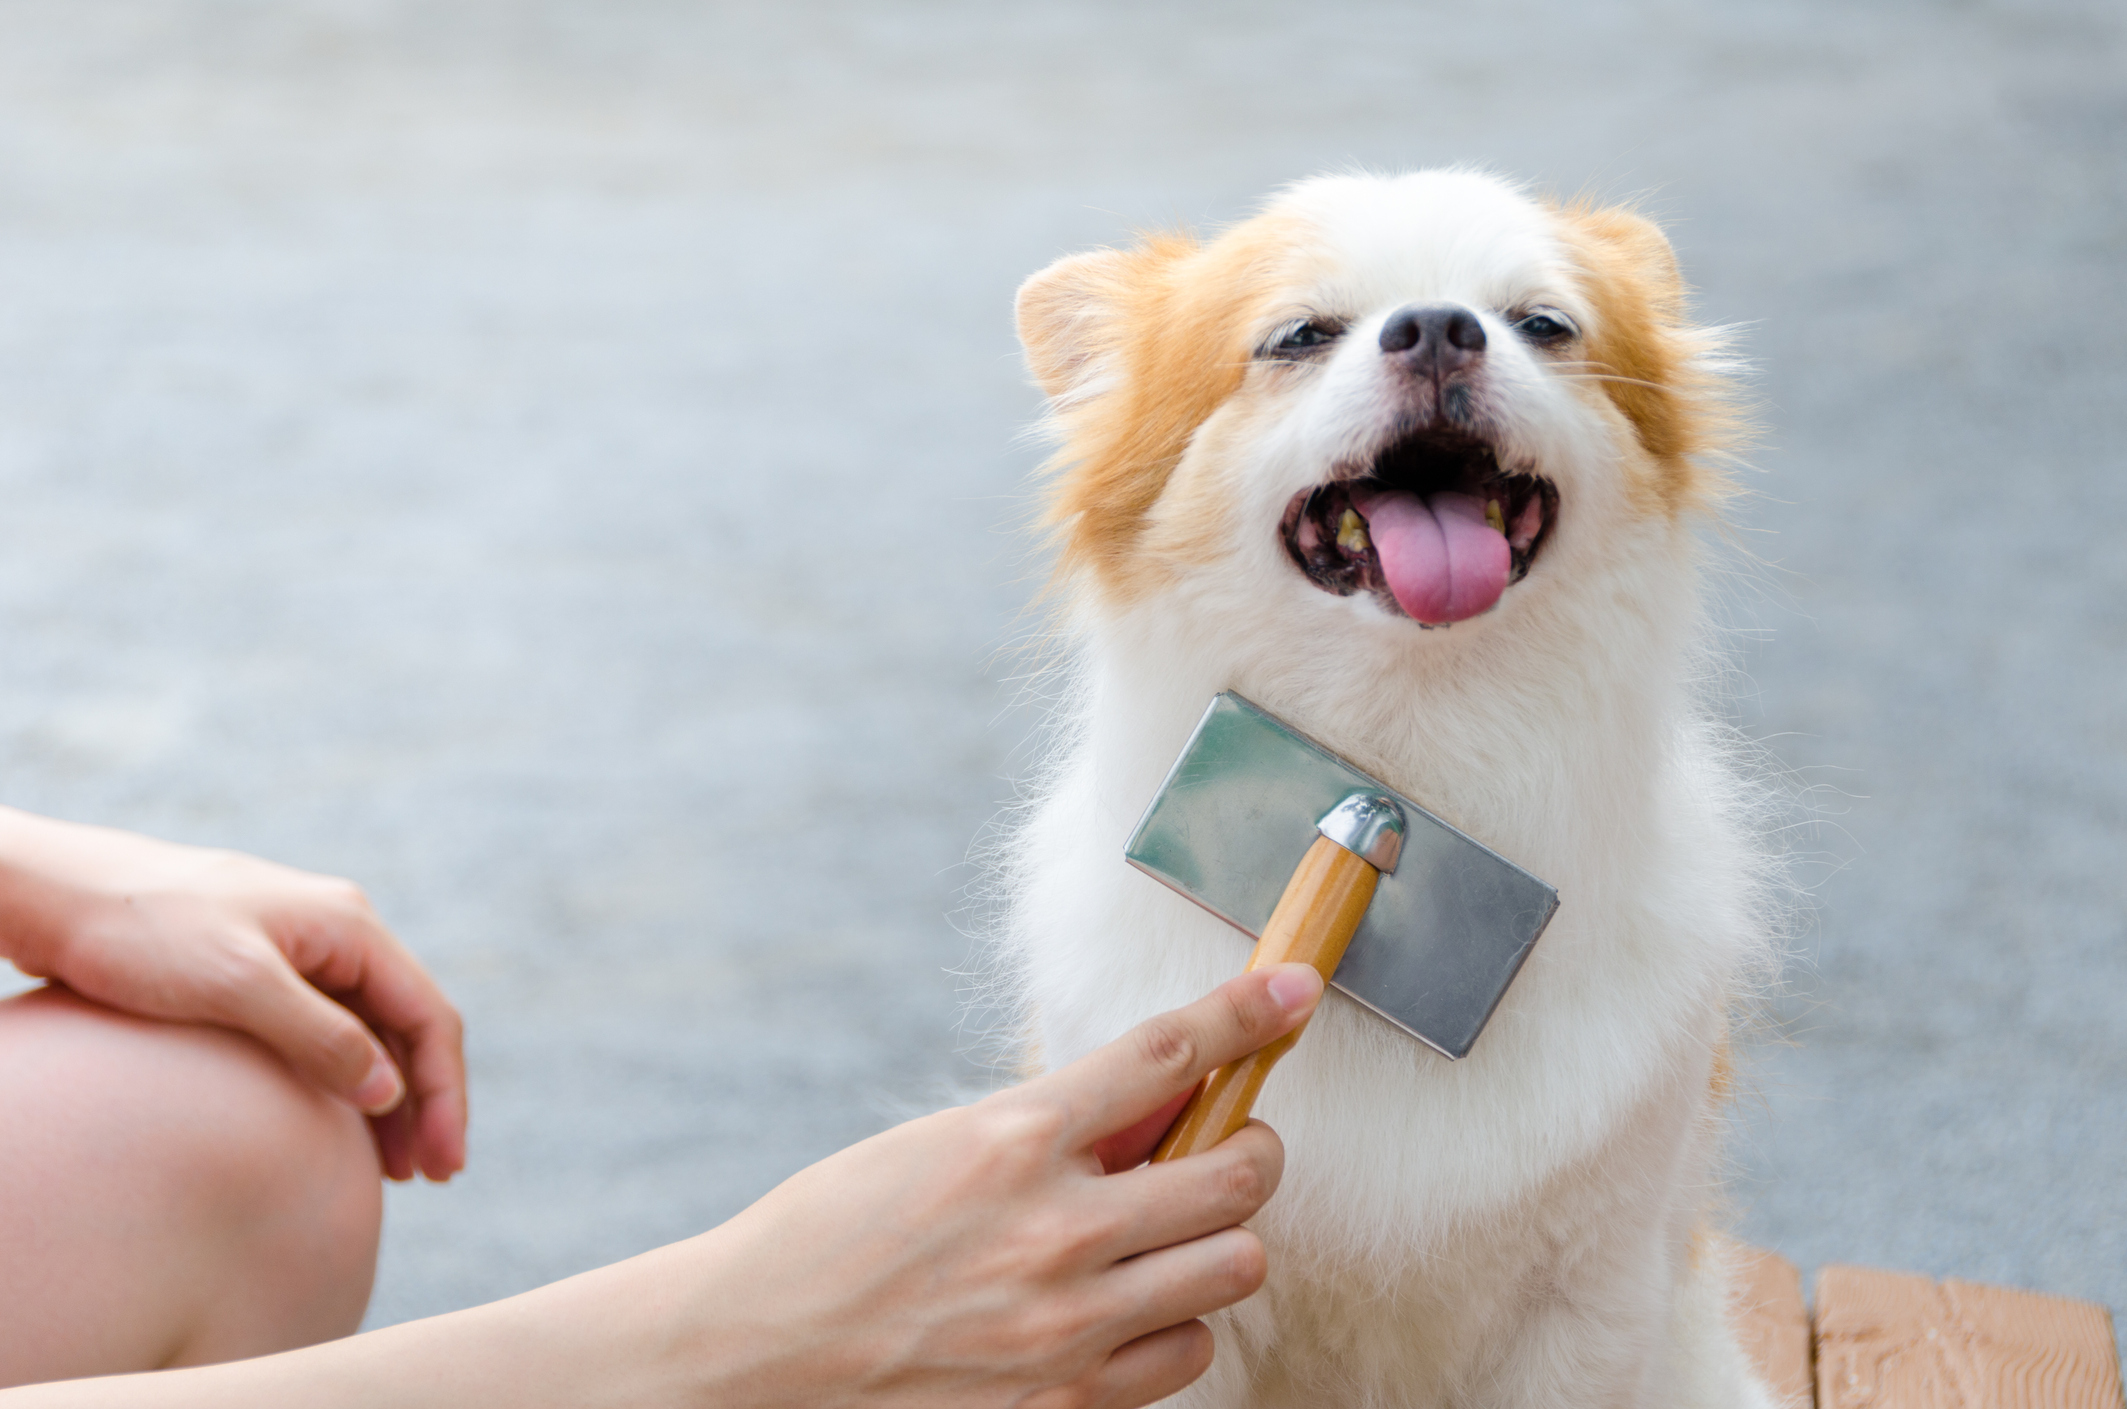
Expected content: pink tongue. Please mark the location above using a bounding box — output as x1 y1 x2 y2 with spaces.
1354 489 1512 624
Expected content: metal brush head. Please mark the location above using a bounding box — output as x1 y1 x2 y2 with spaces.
1124 692 1559 1060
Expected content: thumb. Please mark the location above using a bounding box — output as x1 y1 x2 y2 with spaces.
216 955 407 1115
1036 964 1324 1154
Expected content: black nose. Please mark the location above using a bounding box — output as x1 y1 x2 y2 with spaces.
1378 304 1487 379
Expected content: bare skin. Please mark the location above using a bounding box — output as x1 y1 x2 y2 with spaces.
0 964 1325 1409
0 806 468 1384
0 988 383 1380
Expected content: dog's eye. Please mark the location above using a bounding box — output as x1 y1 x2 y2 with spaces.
1260 318 1345 360
1513 309 1579 344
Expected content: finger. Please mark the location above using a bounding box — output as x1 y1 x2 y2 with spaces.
368 1026 419 1182
342 982 466 1181
1036 965 1321 1150
1100 1120 1282 1259
275 895 468 1178
407 1032 467 1182
397 1025 463 1183
1092 1089 1193 1174
370 1102 417 1183
1082 1321 1215 1409
207 942 406 1116
1097 1225 1268 1350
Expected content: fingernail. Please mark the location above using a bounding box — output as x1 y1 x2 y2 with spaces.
1266 965 1323 1015
353 1054 406 1115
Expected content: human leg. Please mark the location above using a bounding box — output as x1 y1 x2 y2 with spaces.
0 984 383 1386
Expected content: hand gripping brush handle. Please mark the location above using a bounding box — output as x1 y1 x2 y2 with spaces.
1128 692 1560 1158
1150 792 1405 1163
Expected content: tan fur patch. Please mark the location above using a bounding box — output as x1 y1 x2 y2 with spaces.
1010 1019 1046 1080
1016 216 1300 601
1549 202 1741 518
1709 1035 1736 1105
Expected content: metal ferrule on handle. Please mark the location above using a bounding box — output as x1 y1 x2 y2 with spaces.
1149 792 1402 1163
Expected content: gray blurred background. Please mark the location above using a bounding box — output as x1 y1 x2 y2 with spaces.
0 0 2120 1333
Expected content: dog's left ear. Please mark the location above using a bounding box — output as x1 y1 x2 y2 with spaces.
1551 201 1735 477
1556 203 1685 304
1015 248 1138 400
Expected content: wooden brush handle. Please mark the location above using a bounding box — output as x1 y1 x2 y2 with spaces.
1150 834 1379 1163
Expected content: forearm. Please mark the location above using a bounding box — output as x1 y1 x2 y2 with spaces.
0 1251 695 1409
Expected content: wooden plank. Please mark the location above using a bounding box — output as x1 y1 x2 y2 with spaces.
1814 1263 2122 1408
1732 1244 1815 1408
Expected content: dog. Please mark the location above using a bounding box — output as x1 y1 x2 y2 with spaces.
994 170 1784 1407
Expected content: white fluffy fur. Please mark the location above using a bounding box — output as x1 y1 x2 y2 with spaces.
992 172 1787 1408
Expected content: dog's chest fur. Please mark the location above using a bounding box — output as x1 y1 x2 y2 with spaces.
1006 602 1743 1405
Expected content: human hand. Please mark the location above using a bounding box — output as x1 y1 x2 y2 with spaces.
0 807 465 1181
646 962 1323 1409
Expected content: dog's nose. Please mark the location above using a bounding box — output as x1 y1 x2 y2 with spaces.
1378 304 1487 379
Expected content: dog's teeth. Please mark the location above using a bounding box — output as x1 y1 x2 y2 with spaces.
1486 499 1505 535
1510 494 1544 550
1336 508 1370 554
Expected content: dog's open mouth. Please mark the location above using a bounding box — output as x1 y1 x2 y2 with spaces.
1280 428 1558 625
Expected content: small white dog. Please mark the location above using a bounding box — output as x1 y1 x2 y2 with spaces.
995 170 1783 1407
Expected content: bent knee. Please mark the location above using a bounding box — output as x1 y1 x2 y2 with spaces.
0 987 382 1372
176 1021 383 1357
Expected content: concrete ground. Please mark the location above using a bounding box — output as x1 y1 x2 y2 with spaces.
0 0 2119 1338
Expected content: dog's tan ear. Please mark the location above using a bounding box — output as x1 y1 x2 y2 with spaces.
1552 201 1737 495
1015 248 1138 400
1559 203 1684 303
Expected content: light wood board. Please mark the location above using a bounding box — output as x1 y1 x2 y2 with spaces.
1733 1244 1815 1408
1812 1263 2123 1409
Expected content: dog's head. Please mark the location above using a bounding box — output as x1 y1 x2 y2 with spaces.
1017 171 1736 648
